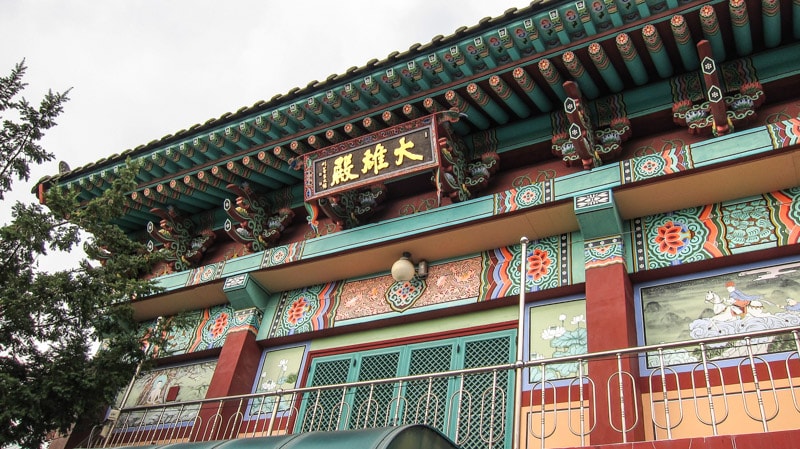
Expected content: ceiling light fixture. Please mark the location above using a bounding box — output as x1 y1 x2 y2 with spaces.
391 252 428 282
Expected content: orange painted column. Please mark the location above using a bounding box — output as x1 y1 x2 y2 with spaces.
191 327 262 441
584 258 645 444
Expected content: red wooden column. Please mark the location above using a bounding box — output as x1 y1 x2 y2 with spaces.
584 254 645 444
575 190 645 444
191 309 263 441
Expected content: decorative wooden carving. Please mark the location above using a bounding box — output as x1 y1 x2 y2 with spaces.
436 134 500 202
672 41 764 137
551 81 631 169
316 183 387 230
223 183 295 253
146 206 216 271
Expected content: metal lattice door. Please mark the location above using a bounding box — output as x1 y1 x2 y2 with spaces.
300 358 350 432
456 335 513 449
349 351 400 429
404 343 454 429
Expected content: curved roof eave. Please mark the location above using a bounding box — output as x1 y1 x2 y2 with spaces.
44 0 554 184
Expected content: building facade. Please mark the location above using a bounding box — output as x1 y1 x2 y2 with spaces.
40 0 800 447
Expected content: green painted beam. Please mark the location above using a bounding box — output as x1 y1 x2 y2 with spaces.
762 0 782 48
574 189 624 240
671 14 700 71
642 24 674 79
615 33 648 86
145 117 800 297
700 4 726 61
222 273 274 311
795 0 800 39
304 196 496 258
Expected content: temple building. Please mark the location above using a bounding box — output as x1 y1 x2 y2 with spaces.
38 0 800 448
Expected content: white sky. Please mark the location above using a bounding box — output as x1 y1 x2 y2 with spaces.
0 0 531 271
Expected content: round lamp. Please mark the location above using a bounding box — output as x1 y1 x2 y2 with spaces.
391 252 416 282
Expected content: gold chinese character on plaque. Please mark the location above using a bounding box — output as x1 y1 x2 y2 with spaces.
330 154 359 186
393 137 423 165
362 143 390 175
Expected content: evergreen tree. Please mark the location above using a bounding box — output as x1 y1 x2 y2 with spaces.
0 61 161 448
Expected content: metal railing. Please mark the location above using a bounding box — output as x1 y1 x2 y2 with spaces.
89 326 800 448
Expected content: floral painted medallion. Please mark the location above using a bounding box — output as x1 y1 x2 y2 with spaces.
385 277 427 312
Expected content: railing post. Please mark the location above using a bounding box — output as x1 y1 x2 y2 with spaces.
567 359 596 445
577 361 587 446
513 237 529 449
744 336 770 432
657 349 672 439
698 343 721 435
100 326 800 447
482 371 500 449
789 331 800 413
793 330 800 355
452 374 467 445
617 354 628 443
540 364 547 449
336 386 349 430
390 380 404 426
266 392 282 436
307 389 321 431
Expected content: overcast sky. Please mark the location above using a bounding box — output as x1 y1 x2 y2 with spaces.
1 1 530 271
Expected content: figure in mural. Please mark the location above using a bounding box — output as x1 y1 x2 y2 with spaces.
145 376 167 404
782 298 800 312
117 361 217 431
725 281 763 318
644 260 800 369
704 284 775 321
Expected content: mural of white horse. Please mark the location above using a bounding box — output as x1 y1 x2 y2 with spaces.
704 290 769 320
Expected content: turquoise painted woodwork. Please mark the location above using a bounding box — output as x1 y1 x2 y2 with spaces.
584 236 626 269
562 51 600 99
588 41 625 92
762 0 782 47
795 0 800 39
132 116 800 296
222 273 274 311
466 82 510 124
468 36 498 70
670 15 700 71
574 190 625 240
444 43 473 77
700 4 726 61
538 58 567 100
232 185 800 329
177 141 209 164
512 67 553 112
489 75 531 119
557 4 589 41
690 126 773 165
445 90 490 129
60 35 800 235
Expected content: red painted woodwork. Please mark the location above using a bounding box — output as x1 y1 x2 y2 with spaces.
191 330 262 442
585 262 646 444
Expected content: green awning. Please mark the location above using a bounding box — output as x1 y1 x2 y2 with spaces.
105 425 460 449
